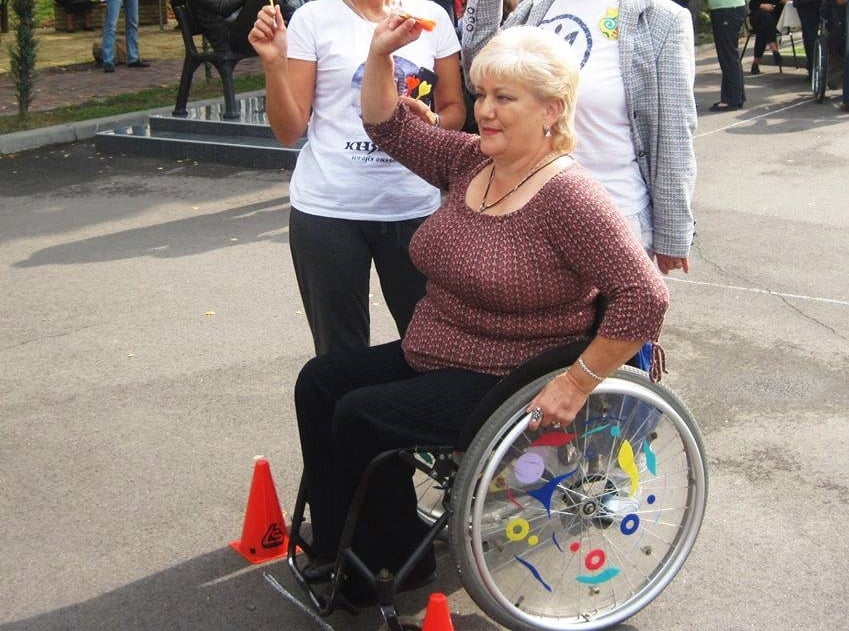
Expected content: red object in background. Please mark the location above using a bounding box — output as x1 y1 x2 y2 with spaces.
229 456 291 564
454 0 465 19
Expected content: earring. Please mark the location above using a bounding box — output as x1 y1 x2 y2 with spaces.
544 126 551 137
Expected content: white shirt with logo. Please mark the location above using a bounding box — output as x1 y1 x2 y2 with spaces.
286 0 460 221
540 0 650 217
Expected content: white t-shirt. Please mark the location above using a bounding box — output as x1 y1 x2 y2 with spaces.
286 0 460 221
539 0 650 217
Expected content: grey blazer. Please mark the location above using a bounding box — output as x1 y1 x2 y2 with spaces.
462 0 697 258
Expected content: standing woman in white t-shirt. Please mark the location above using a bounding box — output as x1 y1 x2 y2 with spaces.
461 0 696 277
249 0 466 355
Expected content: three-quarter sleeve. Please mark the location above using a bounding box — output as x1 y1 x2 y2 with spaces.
363 104 484 192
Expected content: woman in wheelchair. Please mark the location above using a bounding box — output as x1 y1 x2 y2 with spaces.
292 23 670 608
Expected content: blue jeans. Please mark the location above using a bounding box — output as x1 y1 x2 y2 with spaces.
101 0 140 66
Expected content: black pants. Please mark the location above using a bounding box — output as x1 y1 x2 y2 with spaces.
796 5 820 73
289 208 427 356
294 341 500 574
711 6 747 106
751 10 779 59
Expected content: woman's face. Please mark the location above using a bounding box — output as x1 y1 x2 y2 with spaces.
474 75 550 160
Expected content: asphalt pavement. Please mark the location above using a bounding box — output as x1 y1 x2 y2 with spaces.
1 49 849 631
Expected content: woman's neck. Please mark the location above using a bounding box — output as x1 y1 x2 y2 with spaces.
343 0 390 22
492 143 558 182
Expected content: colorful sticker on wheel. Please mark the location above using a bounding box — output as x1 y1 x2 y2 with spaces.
527 469 579 517
570 543 622 584
617 439 640 496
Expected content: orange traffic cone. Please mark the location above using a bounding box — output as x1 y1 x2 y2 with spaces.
422 593 455 631
229 455 290 564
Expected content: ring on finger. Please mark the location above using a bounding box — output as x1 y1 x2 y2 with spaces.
530 407 543 423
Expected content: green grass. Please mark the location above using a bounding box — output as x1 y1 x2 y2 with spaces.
0 73 266 134
36 0 56 28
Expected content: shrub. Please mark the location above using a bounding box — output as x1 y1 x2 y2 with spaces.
9 0 39 120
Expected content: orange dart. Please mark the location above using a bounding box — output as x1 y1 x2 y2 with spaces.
398 12 436 31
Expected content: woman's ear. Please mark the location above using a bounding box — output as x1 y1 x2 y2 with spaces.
544 99 565 128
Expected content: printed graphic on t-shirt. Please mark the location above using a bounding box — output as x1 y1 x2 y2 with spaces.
538 14 593 68
346 56 437 163
538 5 619 67
350 56 437 116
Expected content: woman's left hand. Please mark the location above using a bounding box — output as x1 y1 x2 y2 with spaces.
399 95 438 126
655 254 689 275
370 14 424 57
525 372 593 431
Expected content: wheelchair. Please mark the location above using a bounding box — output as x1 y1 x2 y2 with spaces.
812 13 846 102
284 343 708 631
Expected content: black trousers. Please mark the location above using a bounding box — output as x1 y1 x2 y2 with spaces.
796 5 820 73
294 341 500 574
711 6 747 106
289 208 427 356
750 10 779 59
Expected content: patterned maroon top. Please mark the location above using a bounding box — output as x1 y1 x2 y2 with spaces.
364 106 669 376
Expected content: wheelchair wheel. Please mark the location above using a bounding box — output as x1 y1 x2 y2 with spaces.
449 366 708 630
812 34 828 103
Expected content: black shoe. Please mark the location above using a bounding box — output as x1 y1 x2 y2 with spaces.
750 62 760 75
709 102 741 112
103 63 115 73
302 557 335 583
127 60 150 68
772 50 783 66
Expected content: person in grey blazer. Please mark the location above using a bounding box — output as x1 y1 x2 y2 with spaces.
461 0 697 275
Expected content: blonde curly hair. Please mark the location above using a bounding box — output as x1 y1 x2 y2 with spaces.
469 26 580 153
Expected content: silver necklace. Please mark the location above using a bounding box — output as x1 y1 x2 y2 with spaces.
342 0 387 22
477 152 566 213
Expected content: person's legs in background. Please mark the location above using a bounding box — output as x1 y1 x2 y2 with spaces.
796 5 820 78
124 0 148 66
100 0 121 72
289 208 374 355
368 218 428 340
710 5 747 109
750 11 782 74
843 1 849 110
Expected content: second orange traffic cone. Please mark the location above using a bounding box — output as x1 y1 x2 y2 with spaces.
422 592 455 631
229 455 290 564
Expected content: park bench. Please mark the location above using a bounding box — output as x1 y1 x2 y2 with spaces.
170 0 252 120
1 0 9 34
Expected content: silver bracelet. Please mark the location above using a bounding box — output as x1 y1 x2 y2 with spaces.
576 357 604 383
433 112 441 128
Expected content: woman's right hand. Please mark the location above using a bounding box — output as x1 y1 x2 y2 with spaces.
370 14 424 57
249 5 287 66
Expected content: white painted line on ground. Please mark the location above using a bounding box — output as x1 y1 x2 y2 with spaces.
263 571 336 631
667 277 849 307
694 99 812 139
